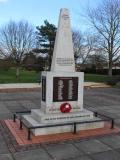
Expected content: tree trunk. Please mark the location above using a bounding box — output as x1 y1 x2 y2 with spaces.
108 60 112 77
16 66 20 79
49 56 52 71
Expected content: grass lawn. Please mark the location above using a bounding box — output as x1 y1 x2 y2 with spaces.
0 68 39 83
84 74 109 83
0 68 111 84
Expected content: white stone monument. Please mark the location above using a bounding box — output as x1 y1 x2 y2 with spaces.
23 8 104 135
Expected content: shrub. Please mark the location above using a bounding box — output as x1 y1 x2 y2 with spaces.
106 76 120 86
80 68 120 75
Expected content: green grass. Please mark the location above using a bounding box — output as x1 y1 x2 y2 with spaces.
0 69 119 85
84 74 109 83
0 68 39 83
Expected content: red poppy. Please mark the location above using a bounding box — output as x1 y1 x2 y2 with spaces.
60 103 72 113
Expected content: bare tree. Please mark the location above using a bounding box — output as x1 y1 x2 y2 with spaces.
72 30 83 62
87 48 107 69
0 48 3 58
0 20 35 78
88 0 120 76
72 30 97 64
0 47 8 58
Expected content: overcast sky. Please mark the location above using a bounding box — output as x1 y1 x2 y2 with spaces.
0 0 101 31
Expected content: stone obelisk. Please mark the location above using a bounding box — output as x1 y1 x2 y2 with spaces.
51 8 75 72
23 8 104 136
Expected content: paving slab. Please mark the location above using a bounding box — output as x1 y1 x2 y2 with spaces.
0 154 14 160
13 148 52 160
20 100 39 109
0 102 11 114
74 139 111 154
0 142 9 154
0 92 40 101
0 93 21 101
45 143 84 160
0 113 12 120
98 135 120 149
4 101 21 107
90 150 120 160
0 134 4 141
115 119 120 126
4 101 26 113
70 155 93 160
115 148 120 154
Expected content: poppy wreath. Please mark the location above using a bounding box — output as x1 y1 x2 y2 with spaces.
60 103 72 113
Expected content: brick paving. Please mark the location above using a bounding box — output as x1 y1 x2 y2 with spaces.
0 88 120 160
4 119 120 146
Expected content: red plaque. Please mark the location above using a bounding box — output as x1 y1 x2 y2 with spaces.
60 103 72 113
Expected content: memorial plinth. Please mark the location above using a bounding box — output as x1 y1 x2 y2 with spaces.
23 8 104 135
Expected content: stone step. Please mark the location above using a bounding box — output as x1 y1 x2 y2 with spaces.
23 114 104 136
31 109 94 124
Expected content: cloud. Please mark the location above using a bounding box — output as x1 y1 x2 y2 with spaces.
0 0 8 2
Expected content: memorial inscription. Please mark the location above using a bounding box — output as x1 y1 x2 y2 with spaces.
62 14 69 20
53 77 78 102
56 58 74 66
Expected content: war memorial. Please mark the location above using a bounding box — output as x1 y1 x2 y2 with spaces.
16 8 104 136
3 9 118 144
0 5 120 160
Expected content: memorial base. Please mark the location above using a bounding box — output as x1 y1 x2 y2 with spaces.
23 109 104 136
31 109 93 123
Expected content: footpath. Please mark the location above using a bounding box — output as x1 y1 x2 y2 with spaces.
0 82 110 92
